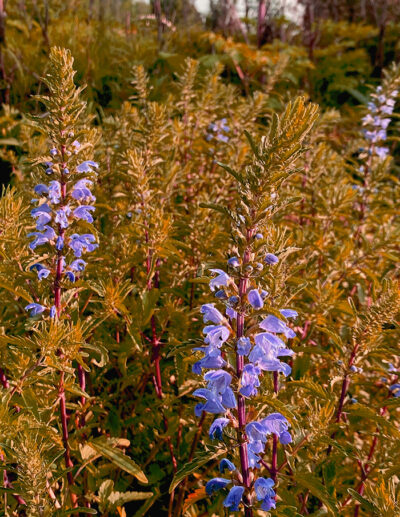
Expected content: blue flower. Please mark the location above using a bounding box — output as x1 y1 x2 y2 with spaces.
227 257 240 268
254 477 276 511
237 337 251 356
56 236 64 250
70 259 86 271
28 226 56 250
25 303 46 317
73 205 95 223
265 253 279 265
50 148 58 156
260 315 296 339
219 458 236 473
69 233 98 257
76 161 98 173
280 309 298 319
205 477 231 496
48 181 61 204
209 417 229 439
192 350 226 375
203 325 230 347
389 384 400 397
65 271 75 282
226 307 237 319
215 289 227 300
261 412 292 444
193 388 226 415
240 364 261 397
201 304 224 324
50 306 56 318
248 289 264 309
204 369 232 393
71 179 95 202
209 269 231 291
72 140 81 150
255 233 263 239
34 184 49 196
31 203 52 230
55 206 71 229
223 485 244 511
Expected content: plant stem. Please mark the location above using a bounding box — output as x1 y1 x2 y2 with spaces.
236 229 253 517
56 150 78 507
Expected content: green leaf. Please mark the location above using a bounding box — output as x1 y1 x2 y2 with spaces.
169 447 226 493
293 471 338 514
347 489 375 512
88 438 148 484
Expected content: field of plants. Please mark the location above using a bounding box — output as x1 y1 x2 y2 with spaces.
0 1 400 516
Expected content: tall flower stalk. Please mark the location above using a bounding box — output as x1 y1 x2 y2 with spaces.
25 47 99 507
186 98 318 514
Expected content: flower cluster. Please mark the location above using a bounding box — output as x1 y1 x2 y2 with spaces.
192 251 297 513
206 118 230 143
25 142 98 318
361 85 398 160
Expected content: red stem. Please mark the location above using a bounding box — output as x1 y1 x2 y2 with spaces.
236 230 253 517
55 149 78 508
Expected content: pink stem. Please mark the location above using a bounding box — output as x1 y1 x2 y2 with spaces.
236 230 253 517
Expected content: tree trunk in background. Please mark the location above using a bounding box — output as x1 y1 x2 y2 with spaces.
257 0 266 48
152 0 163 45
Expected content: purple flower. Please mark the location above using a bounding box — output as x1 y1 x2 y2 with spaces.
76 160 98 173
73 205 95 223
25 303 46 317
55 206 71 229
70 259 86 271
240 363 261 397
265 253 279 265
219 458 236 473
72 140 81 150
208 417 229 440
389 384 400 397
375 146 389 159
280 309 298 319
28 226 56 250
227 257 240 268
205 477 231 496
260 315 296 339
203 325 230 347
50 306 56 318
226 307 237 319
71 179 95 202
249 338 292 376
237 337 251 356
34 184 49 196
65 271 75 282
261 412 292 444
201 303 224 324
192 350 226 375
31 203 52 230
56 236 64 250
255 233 263 239
50 148 58 156
193 388 226 415
209 269 231 291
248 289 264 309
48 181 61 204
69 233 98 257
254 477 276 511
209 417 230 439
223 486 244 511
